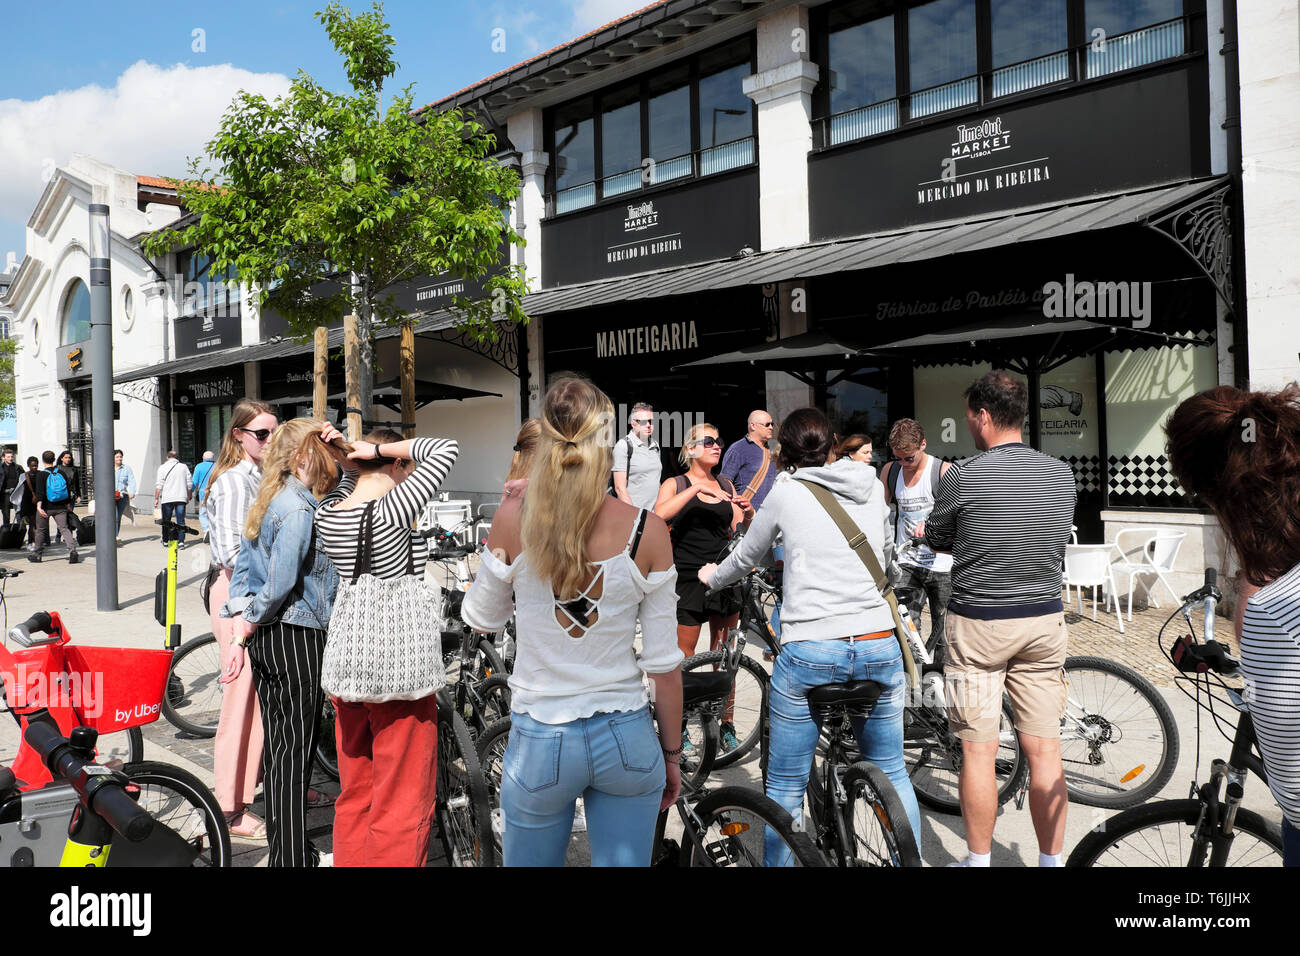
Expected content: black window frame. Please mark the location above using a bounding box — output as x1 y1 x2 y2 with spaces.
544 34 758 217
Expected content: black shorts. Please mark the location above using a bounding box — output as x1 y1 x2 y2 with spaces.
675 572 741 627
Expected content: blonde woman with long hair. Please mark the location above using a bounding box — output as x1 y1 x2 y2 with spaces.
462 378 683 866
207 397 278 839
222 419 354 866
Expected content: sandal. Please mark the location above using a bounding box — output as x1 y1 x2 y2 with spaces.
305 788 334 809
226 810 268 840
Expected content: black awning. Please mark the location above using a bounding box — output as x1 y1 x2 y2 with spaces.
272 378 502 409
671 331 876 372
522 177 1230 318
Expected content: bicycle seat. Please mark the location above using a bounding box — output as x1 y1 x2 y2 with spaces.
807 680 884 717
682 670 733 706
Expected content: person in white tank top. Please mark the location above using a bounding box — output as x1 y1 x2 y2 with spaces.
883 419 954 666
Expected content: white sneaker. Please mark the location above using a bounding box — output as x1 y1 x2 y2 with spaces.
316 851 333 868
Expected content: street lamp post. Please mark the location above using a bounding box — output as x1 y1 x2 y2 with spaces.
88 188 118 610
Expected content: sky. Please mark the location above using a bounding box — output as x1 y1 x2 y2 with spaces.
0 0 651 270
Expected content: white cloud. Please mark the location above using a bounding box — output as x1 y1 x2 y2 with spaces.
570 0 653 35
0 60 290 255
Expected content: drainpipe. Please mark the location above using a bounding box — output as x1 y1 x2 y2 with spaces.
1220 0 1249 389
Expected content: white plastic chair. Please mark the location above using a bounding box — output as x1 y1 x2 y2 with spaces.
474 502 499 549
1110 528 1186 621
1062 544 1124 633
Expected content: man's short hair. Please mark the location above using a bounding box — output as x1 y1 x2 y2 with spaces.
888 419 926 452
631 402 653 415
964 371 1028 430
166 450 178 459
41 451 55 465
202 450 215 460
26 456 38 468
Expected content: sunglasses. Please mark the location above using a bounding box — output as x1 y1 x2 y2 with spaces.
692 437 724 449
236 427 273 442
755 421 774 428
631 418 654 425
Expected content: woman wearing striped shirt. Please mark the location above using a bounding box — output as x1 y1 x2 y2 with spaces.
206 398 277 839
1166 384 1300 867
315 428 459 867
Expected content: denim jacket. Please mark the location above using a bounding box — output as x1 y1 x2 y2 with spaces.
223 477 339 630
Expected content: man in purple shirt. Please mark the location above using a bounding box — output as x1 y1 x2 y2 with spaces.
719 409 777 509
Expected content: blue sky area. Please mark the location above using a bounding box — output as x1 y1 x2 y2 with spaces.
0 0 646 265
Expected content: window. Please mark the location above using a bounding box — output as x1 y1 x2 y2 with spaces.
178 250 238 316
0 315 9 340
648 67 692 184
991 0 1069 96
697 41 755 174
601 85 642 198
827 12 897 143
553 100 595 213
1085 0 1184 78
908 0 978 118
60 278 91 345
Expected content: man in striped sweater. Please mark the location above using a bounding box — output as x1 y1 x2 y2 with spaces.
918 370 1076 867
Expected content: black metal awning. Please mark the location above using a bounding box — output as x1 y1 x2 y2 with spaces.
271 378 502 410
522 176 1232 318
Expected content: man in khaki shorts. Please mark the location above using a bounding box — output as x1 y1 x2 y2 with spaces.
917 371 1076 867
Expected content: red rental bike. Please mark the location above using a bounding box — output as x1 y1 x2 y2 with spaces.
1 605 231 866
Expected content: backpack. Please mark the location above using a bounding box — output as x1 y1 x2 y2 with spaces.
45 468 70 504
884 456 944 503
607 437 635 498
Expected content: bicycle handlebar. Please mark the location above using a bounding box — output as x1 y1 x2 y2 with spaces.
7 611 53 647
1168 567 1239 677
23 721 154 843
430 544 477 560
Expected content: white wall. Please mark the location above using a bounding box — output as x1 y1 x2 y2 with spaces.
1238 1 1300 390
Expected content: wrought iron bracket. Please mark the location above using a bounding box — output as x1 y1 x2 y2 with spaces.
113 378 164 409
420 322 520 376
1144 182 1233 309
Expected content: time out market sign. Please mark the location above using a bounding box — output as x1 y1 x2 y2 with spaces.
916 115 1053 207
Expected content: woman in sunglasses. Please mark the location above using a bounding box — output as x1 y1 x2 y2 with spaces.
206 397 279 839
654 424 752 712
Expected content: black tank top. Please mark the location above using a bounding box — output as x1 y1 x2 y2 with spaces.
669 476 735 570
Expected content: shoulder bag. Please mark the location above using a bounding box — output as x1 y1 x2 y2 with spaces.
321 500 446 702
794 479 921 691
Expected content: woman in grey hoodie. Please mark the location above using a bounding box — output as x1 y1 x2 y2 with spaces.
699 408 920 864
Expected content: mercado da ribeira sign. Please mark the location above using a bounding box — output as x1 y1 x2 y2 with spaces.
809 61 1208 237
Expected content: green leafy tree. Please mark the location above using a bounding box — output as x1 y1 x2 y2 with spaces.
0 337 16 418
143 1 527 420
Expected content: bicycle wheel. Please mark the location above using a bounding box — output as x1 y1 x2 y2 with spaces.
1059 655 1179 809
469 638 506 684
95 727 144 768
436 696 497 867
161 633 221 737
314 698 338 780
114 760 232 867
475 674 512 728
475 716 511 862
1067 800 1283 867
681 649 768 768
681 709 720 792
681 785 826 867
842 761 921 867
903 699 1027 814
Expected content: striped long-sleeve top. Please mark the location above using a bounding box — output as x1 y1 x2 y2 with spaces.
1241 562 1300 830
206 460 261 570
923 442 1076 618
316 438 459 579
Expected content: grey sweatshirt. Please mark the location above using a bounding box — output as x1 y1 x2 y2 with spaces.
711 460 894 642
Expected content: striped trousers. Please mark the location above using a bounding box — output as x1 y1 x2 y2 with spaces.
247 621 328 867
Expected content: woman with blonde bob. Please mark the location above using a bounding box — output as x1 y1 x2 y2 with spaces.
463 378 684 866
223 418 355 866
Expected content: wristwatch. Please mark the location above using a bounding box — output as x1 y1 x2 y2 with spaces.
231 631 247 647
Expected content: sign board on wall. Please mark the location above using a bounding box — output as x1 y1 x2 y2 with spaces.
56 339 91 381
541 169 760 288
810 62 1209 238
174 370 241 407
174 303 243 358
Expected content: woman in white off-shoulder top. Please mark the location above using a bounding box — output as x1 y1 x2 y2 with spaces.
462 377 683 867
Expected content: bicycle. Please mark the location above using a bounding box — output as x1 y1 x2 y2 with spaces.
804 679 922 867
1 610 231 866
1067 568 1284 867
433 687 497 866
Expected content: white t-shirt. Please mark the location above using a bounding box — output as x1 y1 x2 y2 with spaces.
893 455 953 573
155 459 192 505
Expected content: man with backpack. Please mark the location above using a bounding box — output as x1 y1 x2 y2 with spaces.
883 419 954 667
610 402 662 511
154 450 193 548
29 450 80 563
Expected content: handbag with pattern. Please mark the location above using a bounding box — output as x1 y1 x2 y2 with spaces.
321 500 446 703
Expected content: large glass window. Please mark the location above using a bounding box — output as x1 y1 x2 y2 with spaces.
60 278 91 345
648 67 692 184
698 41 754 174
827 12 897 144
601 85 642 198
991 0 1069 96
179 251 238 316
908 0 978 117
553 100 595 213
1086 0 1184 78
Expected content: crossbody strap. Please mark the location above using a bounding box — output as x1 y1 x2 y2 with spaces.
627 508 650 560
740 446 771 501
350 500 378 584
794 479 889 593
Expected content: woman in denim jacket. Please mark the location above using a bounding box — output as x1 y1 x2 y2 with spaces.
223 418 356 866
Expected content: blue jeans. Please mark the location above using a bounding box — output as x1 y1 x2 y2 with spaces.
1284 817 1300 867
766 637 921 866
160 502 186 543
114 496 130 536
500 706 665 867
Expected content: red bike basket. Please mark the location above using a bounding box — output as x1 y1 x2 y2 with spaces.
61 646 173 733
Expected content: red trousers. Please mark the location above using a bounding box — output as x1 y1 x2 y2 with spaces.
332 695 438 867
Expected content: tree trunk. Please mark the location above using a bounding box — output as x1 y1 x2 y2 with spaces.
352 271 374 427
400 320 416 439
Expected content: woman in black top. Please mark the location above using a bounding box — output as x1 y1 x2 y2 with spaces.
654 422 753 659
56 451 82 510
